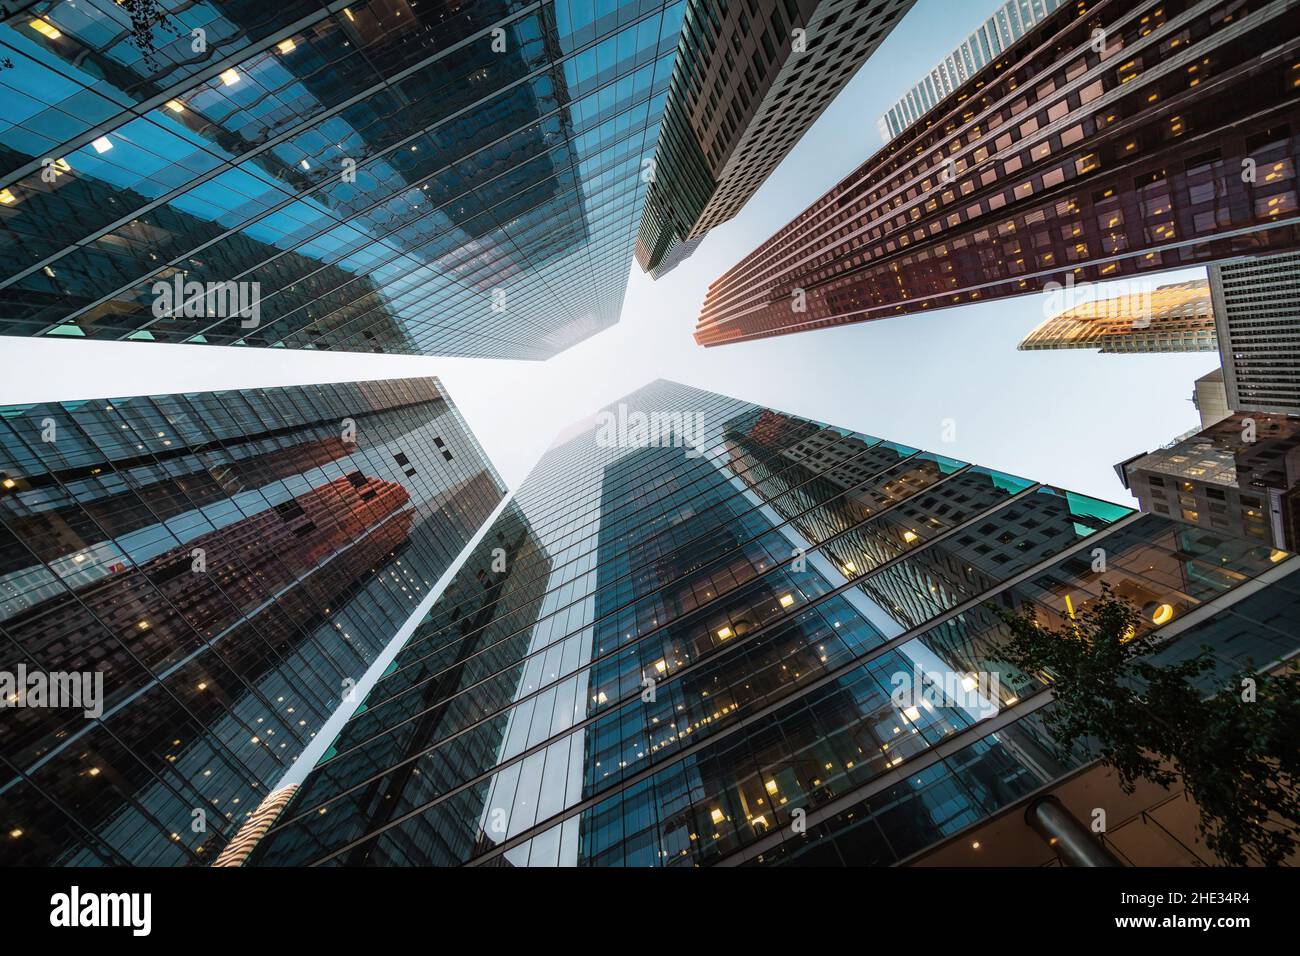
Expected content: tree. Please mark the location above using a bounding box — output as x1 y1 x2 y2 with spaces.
990 587 1300 866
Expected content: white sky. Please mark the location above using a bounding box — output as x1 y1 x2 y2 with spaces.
0 0 1218 506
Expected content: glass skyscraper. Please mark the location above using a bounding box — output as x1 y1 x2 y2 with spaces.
0 1 686 358
238 380 1299 867
696 0 1300 347
1018 278 1215 353
0 376 504 865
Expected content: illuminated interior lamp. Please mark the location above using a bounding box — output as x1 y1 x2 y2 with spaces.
902 530 919 543
716 625 732 640
220 69 241 86
778 594 795 608
277 38 297 53
1148 602 1175 626
29 18 61 39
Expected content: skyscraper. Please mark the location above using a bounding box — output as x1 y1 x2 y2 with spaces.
236 381 1298 867
877 0 1067 144
0 377 504 865
0 1 687 358
634 0 916 277
1211 251 1300 414
1117 411 1300 551
695 0 1300 347
1192 368 1231 428
1018 278 1214 354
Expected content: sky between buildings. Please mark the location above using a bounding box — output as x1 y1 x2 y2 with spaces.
0 0 1218 507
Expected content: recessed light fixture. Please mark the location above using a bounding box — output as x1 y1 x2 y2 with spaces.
277 38 297 53
779 594 794 608
91 136 113 153
220 69 240 86
29 18 60 39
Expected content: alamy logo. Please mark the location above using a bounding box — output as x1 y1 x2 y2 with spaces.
151 275 261 328
890 665 1001 721
1 665 102 717
50 887 150 936
594 403 706 458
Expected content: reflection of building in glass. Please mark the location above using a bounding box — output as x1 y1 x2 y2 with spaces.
242 381 1300 867
877 0 1068 144
1211 251 1300 414
244 499 553 866
1018 279 1214 354
696 0 1300 347
0 377 504 864
0 1 687 358
635 0 916 277
1118 411 1300 551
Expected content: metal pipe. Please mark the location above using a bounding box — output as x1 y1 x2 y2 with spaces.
1025 795 1123 867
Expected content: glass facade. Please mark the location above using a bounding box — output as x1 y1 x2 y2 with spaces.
0 1 687 358
697 0 1300 347
0 377 505 864
242 380 1299 866
1018 278 1215 353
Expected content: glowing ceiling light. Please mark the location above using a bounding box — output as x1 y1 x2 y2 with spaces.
653 659 667 674
276 38 297 53
0 189 15 205
710 808 724 825
716 625 732 640
165 99 186 113
220 69 240 86
29 18 61 39
903 705 920 721
91 136 113 153
764 779 778 795
902 530 919 543
1150 603 1174 626
779 594 795 608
